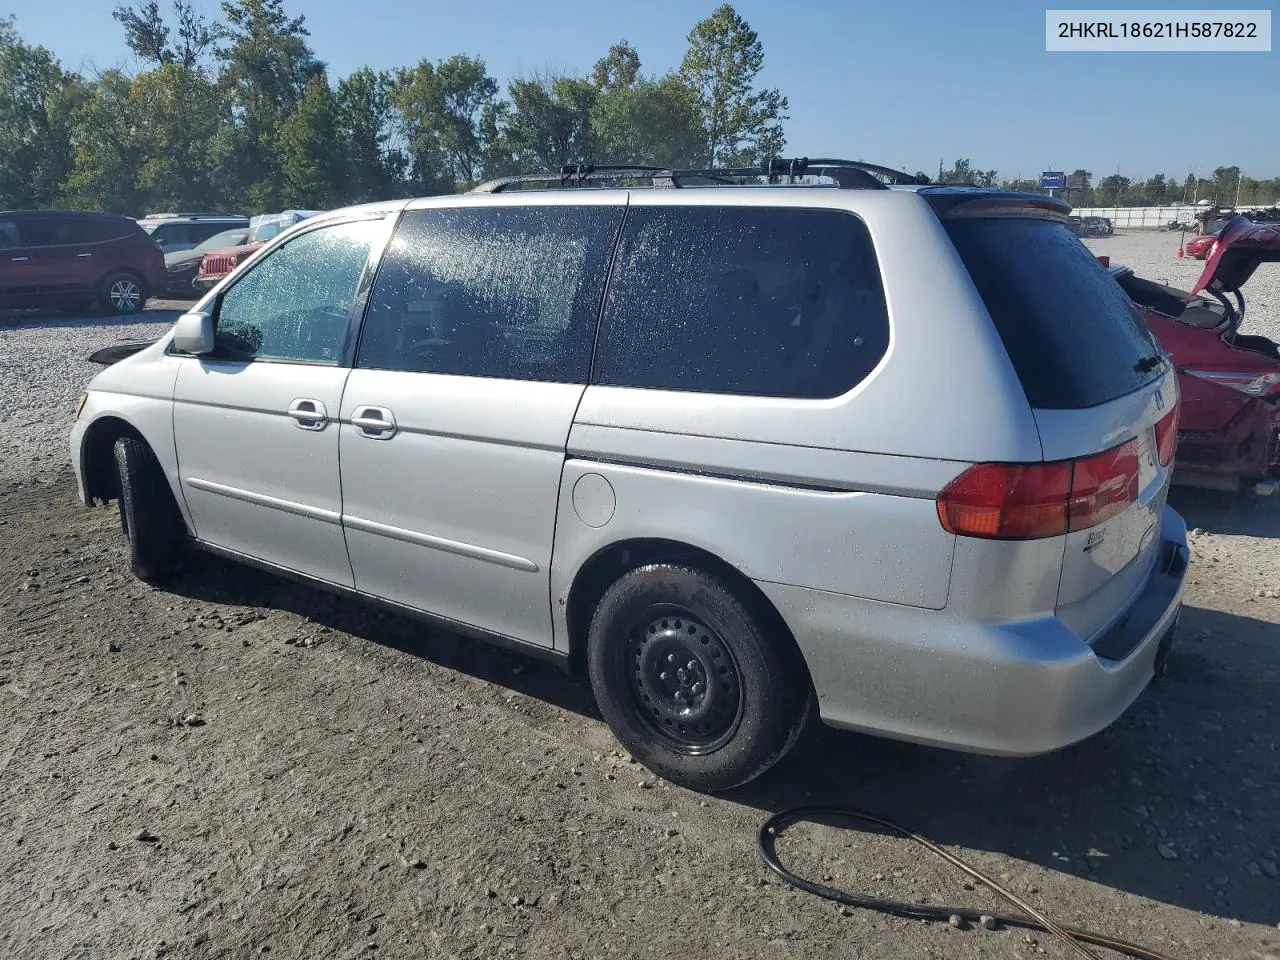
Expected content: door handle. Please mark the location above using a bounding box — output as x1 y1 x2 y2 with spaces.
76 252 93 258
287 398 328 431
351 405 397 439
10 257 28 262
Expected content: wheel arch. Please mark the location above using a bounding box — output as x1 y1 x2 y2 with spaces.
79 414 148 505
564 537 810 681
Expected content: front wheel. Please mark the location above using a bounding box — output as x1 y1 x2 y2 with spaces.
587 563 812 793
99 272 146 315
114 437 187 582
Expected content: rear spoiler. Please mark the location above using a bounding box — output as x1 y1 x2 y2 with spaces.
88 341 156 365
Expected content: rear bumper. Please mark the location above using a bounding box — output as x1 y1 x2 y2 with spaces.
1174 398 1280 490
758 504 1188 756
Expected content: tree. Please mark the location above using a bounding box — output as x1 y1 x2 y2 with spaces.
336 67 403 202
679 4 786 166
217 0 323 209
1095 173 1130 204
592 41 640 91
277 73 346 207
63 70 144 212
592 73 703 167
503 72 597 171
938 158 973 183
113 1 223 69
132 63 225 209
392 55 497 189
0 16 78 208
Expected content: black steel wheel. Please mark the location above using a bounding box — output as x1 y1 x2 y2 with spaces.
626 606 744 754
587 563 812 793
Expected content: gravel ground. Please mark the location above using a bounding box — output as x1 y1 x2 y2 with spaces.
2 247 1279 959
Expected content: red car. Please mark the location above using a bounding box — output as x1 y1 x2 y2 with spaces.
1184 233 1217 260
0 210 166 315
1109 215 1280 493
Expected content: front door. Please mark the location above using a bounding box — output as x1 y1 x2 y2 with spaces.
338 199 625 647
172 215 390 586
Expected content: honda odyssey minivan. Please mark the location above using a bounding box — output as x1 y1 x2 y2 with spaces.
69 159 1188 791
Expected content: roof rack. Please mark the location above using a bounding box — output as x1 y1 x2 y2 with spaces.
140 212 243 220
470 158 929 194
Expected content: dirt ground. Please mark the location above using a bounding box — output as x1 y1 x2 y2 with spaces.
3 255 1280 959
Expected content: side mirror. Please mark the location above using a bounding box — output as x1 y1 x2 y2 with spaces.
172 310 215 355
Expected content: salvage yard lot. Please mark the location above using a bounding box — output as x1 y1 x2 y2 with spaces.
1 233 1278 959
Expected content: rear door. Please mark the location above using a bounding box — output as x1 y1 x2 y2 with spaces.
0 216 24 303
7 216 82 302
339 196 625 648
943 208 1177 640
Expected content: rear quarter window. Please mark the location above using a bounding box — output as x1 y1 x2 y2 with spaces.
945 217 1165 409
594 206 889 399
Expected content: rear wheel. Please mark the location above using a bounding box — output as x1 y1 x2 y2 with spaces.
114 437 187 582
587 563 811 792
99 272 146 315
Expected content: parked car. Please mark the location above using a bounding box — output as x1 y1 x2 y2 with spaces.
162 227 250 296
0 210 165 314
193 210 324 292
1108 215 1280 493
1066 215 1086 236
1084 216 1114 236
70 161 1187 792
1185 232 1218 259
138 213 249 253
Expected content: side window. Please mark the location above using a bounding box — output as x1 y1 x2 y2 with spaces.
79 218 136 243
0 219 19 249
594 206 890 399
191 222 236 244
152 223 188 246
19 217 78 247
356 205 622 382
213 219 381 364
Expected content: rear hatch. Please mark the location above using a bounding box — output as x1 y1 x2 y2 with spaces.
936 194 1178 641
1191 215 1280 296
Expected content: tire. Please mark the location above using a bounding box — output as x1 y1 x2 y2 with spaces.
587 563 812 793
99 272 146 315
113 437 187 583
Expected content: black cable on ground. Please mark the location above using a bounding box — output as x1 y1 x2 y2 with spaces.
757 806 1181 960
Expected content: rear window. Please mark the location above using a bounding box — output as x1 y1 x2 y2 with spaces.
945 217 1165 409
594 206 889 399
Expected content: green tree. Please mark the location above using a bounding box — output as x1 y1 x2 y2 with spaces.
503 72 598 170
0 16 79 208
113 1 222 69
62 70 144 212
938 158 973 183
392 55 497 189
336 67 403 202
591 73 703 167
132 63 225 209
679 4 786 165
277 73 346 207
217 0 323 209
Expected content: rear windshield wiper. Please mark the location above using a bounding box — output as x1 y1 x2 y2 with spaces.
1133 354 1165 374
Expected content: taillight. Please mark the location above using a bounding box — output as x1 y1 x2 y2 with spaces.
1184 369 1280 396
938 440 1140 540
1155 407 1179 466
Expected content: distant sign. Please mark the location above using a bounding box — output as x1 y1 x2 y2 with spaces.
1040 171 1067 190
1066 174 1087 190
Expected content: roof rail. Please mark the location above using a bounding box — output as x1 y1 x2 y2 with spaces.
470 158 929 194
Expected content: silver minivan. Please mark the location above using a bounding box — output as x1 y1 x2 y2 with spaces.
70 160 1188 792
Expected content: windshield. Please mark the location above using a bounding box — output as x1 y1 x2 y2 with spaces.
197 229 248 251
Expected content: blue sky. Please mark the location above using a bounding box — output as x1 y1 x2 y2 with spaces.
9 0 1278 181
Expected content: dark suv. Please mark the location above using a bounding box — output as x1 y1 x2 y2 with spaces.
0 211 166 315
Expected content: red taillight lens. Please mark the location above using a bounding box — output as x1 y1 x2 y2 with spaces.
938 440 1141 540
1155 407 1179 466
936 462 1071 539
1067 440 1140 531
